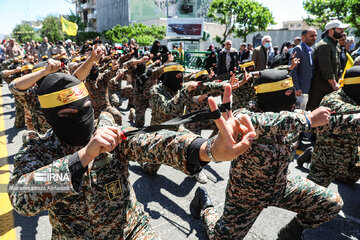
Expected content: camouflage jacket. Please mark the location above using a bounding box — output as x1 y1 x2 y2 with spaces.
232 73 257 110
134 65 164 102
8 112 199 239
1 71 18 84
313 89 360 165
85 69 116 118
230 107 360 205
8 82 51 134
184 80 225 114
150 83 191 124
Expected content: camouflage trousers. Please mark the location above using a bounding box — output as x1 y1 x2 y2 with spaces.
201 176 343 240
308 146 360 187
121 85 134 109
133 95 149 128
125 188 161 240
14 97 25 128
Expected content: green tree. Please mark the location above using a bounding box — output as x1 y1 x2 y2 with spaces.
104 23 166 46
208 0 275 44
196 0 214 22
40 15 64 43
303 0 360 36
11 23 36 43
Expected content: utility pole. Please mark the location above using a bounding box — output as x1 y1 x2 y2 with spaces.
166 0 169 18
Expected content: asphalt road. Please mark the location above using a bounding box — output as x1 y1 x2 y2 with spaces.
1 82 359 240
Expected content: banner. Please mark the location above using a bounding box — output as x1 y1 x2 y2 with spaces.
167 18 203 38
61 16 78 36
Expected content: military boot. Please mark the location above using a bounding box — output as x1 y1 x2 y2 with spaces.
277 217 305 240
190 187 213 219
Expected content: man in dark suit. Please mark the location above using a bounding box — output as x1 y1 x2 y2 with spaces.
252 35 272 71
239 43 250 63
291 28 318 109
217 40 239 75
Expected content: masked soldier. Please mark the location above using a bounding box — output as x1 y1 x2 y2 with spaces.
8 71 256 239
190 69 348 240
308 66 360 187
84 61 122 125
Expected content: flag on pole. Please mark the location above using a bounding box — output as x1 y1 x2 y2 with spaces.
61 16 78 36
342 53 354 79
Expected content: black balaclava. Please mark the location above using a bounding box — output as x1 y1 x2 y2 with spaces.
342 66 360 105
256 69 296 112
163 62 185 92
38 73 94 146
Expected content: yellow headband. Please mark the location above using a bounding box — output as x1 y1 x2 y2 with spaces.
72 57 80 62
21 64 33 72
32 66 46 72
38 82 89 108
255 77 294 94
42 55 48 59
240 61 255 71
343 76 360 86
164 65 185 73
195 70 209 79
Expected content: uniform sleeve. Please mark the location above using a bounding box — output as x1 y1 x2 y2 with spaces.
8 142 83 216
149 86 189 116
191 81 224 97
119 128 200 175
236 110 310 136
314 91 360 134
98 68 116 84
147 66 163 87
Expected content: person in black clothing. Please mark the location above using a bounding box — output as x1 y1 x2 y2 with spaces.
204 50 217 74
238 43 250 63
150 40 161 61
160 44 169 64
217 40 239 75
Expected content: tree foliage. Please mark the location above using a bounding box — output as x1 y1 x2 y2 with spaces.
11 23 36 43
104 23 166 46
303 0 360 36
40 15 64 43
208 0 275 43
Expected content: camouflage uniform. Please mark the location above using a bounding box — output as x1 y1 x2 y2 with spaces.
142 82 192 174
308 89 360 187
133 64 163 127
1 71 25 128
150 82 192 125
8 82 51 134
232 73 257 110
9 112 200 239
183 81 224 133
108 73 123 109
201 109 344 239
85 69 122 125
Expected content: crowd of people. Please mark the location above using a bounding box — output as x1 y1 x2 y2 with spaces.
1 18 360 240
